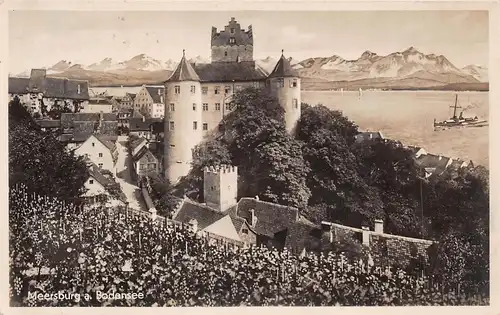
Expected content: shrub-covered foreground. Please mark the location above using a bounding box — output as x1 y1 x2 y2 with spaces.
10 186 488 306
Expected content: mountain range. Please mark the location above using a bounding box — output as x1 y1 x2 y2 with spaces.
12 48 488 90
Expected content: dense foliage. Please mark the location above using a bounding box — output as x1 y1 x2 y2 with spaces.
9 97 89 202
181 88 489 293
9 187 488 306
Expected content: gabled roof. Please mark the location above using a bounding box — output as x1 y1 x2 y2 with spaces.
96 135 117 152
124 93 137 100
235 197 299 237
88 163 115 187
8 75 89 100
202 215 242 242
173 199 226 230
194 61 267 82
268 53 299 78
145 86 165 103
211 18 253 47
166 52 200 82
133 146 158 163
130 137 148 153
415 154 451 170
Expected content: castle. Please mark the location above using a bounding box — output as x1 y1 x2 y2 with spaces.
163 17 301 184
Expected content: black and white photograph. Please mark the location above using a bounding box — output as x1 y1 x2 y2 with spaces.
5 5 493 307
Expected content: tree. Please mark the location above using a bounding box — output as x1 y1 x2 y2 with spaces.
9 98 89 201
297 104 359 146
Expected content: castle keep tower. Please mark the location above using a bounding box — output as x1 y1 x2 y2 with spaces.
267 51 301 134
164 50 203 184
203 165 238 212
211 17 253 63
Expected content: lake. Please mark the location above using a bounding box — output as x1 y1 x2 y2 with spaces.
94 86 489 167
302 91 489 167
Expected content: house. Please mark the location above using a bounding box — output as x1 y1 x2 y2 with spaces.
132 146 161 178
8 69 89 115
75 134 118 173
117 109 144 129
415 153 453 178
172 163 435 263
83 97 114 113
83 162 125 206
130 136 148 157
129 117 153 139
355 131 385 143
134 85 165 118
121 93 137 108
407 145 427 159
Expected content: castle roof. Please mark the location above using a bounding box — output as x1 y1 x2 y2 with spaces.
211 17 253 47
166 52 200 82
194 61 267 83
268 53 299 78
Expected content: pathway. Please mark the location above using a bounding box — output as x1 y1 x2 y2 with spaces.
114 135 147 211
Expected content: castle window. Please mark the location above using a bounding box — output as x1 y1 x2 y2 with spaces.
169 121 175 131
170 103 175 111
89 179 94 184
193 121 198 130
293 98 298 109
202 87 208 94
202 103 208 111
190 85 196 93
224 86 231 94
291 79 298 88
230 28 235 34
225 102 232 111
99 153 103 157
224 51 228 57
92 142 95 147
277 78 284 88
192 103 197 111
203 123 208 131
242 228 248 235
174 86 180 94
215 103 221 111
98 163 103 168
229 38 235 44
214 86 220 95
170 144 175 148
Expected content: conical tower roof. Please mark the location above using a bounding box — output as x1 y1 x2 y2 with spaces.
268 50 299 78
166 50 200 82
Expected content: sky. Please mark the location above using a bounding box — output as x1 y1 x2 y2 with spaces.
8 10 489 73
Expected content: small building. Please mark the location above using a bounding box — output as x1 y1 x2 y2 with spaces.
134 85 165 119
415 153 453 178
75 134 118 174
83 97 114 113
132 146 161 178
129 117 153 139
355 131 385 143
8 69 89 115
83 162 124 206
121 92 137 108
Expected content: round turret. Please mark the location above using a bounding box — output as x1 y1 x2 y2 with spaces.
164 50 203 184
267 50 301 134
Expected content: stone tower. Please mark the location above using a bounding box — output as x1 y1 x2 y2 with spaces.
164 50 202 184
211 17 253 63
203 165 238 212
267 51 301 134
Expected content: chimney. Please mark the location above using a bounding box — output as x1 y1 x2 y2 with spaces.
255 195 259 201
77 84 81 94
369 133 373 139
361 226 370 246
374 219 384 234
142 115 145 122
250 209 257 228
157 89 161 95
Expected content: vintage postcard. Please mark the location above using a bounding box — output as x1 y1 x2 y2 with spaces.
2 0 497 311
